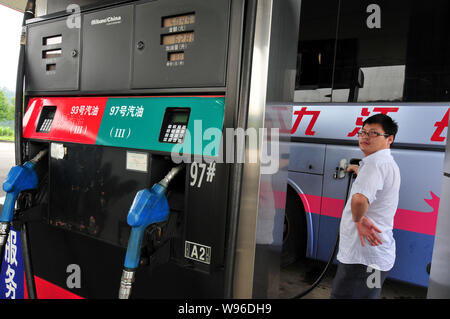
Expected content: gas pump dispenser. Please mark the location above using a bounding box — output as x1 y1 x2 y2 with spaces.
5 0 300 299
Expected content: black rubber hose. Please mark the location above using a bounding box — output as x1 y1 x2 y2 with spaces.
21 223 37 299
15 1 35 165
15 0 37 300
291 169 355 299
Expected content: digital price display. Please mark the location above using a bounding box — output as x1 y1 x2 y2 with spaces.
161 32 194 45
162 13 195 28
169 52 185 61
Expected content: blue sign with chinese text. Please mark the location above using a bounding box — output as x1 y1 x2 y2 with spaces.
0 227 24 299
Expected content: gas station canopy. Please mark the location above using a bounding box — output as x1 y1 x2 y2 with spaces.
0 0 26 12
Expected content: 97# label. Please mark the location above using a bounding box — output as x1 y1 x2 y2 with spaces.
184 241 211 264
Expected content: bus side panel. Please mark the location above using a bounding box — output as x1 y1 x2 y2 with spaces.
288 171 323 259
315 215 434 286
315 215 340 263
318 146 443 287
388 149 444 286
288 143 326 175
392 149 444 215
391 230 435 287
288 142 326 259
318 145 364 262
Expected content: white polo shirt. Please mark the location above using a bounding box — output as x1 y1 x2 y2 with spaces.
337 148 401 271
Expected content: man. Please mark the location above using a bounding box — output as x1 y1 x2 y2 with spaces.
330 113 400 299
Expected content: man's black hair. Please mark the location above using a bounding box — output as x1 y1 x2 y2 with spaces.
363 113 398 140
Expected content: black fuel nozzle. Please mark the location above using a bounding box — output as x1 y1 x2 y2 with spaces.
348 158 361 178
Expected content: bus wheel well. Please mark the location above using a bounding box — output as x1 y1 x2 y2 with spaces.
281 185 307 267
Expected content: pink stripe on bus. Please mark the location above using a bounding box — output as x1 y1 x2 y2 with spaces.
320 196 345 218
299 193 321 215
273 190 287 210
297 192 439 236
394 192 439 236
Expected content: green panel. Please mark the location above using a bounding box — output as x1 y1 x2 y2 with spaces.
95 96 225 157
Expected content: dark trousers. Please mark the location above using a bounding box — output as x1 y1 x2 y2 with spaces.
330 262 389 299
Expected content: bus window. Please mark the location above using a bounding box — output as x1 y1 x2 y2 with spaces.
295 0 339 103
404 0 450 102
331 0 450 103
332 0 410 102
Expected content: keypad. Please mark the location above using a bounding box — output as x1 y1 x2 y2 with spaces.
162 124 187 143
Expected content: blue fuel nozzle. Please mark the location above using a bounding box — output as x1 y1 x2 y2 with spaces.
123 183 169 270
0 149 47 246
119 165 184 299
119 184 169 300
1 161 38 223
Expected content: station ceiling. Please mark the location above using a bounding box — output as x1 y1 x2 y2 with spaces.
0 0 26 12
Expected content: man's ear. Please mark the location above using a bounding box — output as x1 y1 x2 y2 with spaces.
387 135 394 146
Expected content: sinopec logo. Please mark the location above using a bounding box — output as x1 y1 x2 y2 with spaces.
90 16 122 26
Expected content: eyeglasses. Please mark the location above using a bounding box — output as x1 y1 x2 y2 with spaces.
357 130 389 138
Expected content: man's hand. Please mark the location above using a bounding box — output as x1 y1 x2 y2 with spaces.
355 216 382 247
347 164 359 175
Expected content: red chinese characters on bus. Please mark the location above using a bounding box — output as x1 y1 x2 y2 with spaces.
274 106 291 134
291 106 449 142
291 107 321 135
431 109 449 142
347 107 399 137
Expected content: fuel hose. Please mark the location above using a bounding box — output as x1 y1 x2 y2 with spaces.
15 0 37 300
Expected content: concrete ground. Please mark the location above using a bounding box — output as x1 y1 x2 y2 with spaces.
0 141 15 198
279 258 428 299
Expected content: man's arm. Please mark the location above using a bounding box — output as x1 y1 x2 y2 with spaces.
351 193 383 246
351 193 369 223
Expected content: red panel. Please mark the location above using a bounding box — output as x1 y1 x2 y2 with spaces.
23 97 108 144
24 275 83 299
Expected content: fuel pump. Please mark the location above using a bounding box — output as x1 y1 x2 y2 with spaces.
6 0 300 299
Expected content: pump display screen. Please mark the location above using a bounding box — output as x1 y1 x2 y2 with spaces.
161 32 194 45
172 113 189 123
162 13 195 28
169 52 184 62
159 107 191 144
